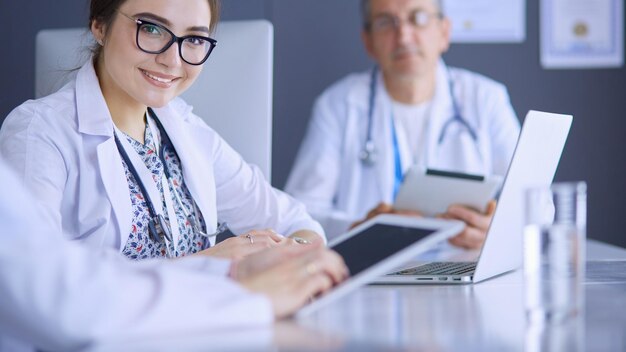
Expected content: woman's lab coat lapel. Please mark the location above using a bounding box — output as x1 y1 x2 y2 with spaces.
75 63 132 248
153 104 218 235
74 63 218 249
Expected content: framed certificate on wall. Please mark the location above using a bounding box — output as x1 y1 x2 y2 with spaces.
541 0 624 69
444 0 526 43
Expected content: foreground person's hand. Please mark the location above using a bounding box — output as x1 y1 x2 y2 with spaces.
233 244 349 319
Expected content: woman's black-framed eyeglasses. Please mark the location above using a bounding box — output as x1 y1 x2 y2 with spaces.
119 12 217 65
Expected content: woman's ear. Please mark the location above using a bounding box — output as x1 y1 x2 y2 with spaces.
91 20 106 45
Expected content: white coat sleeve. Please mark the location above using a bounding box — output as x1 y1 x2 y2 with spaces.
195 117 325 241
0 163 274 351
284 91 355 237
483 85 521 176
0 102 66 236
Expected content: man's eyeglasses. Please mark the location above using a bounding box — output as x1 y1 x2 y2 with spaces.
367 10 443 33
119 12 217 65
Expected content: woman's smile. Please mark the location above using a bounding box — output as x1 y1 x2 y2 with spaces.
139 68 181 88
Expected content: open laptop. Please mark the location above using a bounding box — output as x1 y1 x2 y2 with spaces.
375 110 573 284
295 215 464 317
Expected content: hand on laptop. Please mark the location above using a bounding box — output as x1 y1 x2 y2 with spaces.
440 200 497 249
349 202 424 229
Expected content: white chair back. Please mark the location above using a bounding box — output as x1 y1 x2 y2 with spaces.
35 20 274 181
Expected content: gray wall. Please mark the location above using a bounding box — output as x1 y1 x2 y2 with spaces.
1 0 625 248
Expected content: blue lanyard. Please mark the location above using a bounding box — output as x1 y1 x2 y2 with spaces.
366 65 479 199
115 109 223 246
113 128 173 245
112 108 184 245
391 118 403 199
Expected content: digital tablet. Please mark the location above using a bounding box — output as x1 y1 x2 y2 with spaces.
295 215 463 318
394 166 503 216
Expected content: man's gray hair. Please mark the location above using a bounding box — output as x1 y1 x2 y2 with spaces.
360 0 444 29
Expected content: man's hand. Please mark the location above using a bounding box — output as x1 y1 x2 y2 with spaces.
440 200 497 249
349 202 423 229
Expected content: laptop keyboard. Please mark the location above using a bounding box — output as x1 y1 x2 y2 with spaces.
392 262 476 276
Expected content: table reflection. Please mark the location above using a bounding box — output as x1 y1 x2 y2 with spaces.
84 255 626 351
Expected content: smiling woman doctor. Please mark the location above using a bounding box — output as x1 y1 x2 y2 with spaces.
286 0 521 249
0 0 324 260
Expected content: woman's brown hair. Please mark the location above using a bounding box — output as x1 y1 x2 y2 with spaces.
89 0 220 59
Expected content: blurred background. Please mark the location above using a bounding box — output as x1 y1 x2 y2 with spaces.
1 0 625 247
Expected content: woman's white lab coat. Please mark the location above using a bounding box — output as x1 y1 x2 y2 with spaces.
0 61 323 251
285 61 520 238
0 163 273 351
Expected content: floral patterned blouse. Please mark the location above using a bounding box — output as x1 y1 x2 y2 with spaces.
119 123 208 260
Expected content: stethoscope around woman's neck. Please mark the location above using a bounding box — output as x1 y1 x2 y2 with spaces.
359 65 478 167
113 108 221 248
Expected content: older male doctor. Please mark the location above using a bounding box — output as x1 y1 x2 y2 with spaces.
286 0 520 248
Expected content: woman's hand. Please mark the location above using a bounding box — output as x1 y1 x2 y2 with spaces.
440 200 497 250
197 229 287 260
288 230 324 245
234 244 349 319
349 202 423 229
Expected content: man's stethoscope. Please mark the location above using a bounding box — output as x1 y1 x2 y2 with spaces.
113 107 225 247
359 65 479 166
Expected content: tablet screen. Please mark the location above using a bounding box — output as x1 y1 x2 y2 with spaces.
331 224 436 276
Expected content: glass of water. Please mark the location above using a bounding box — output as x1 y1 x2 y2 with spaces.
523 182 586 324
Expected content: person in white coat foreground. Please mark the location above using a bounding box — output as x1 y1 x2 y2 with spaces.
0 161 347 352
0 0 324 261
286 0 520 248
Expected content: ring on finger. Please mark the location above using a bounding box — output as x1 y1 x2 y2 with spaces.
245 233 254 244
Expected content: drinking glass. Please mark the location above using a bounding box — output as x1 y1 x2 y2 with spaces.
523 182 586 324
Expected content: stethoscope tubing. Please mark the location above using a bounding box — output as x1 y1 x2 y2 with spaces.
360 65 478 166
113 108 212 246
113 132 161 229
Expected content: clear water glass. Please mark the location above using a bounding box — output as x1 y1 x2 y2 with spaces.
525 316 584 352
523 182 586 324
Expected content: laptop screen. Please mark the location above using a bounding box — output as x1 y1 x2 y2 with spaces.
331 224 436 276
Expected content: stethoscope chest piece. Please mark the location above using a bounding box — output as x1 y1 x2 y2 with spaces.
359 140 377 166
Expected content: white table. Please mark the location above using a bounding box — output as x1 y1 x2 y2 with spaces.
87 240 626 351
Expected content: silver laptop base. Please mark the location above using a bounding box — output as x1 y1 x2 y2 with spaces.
375 262 476 284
